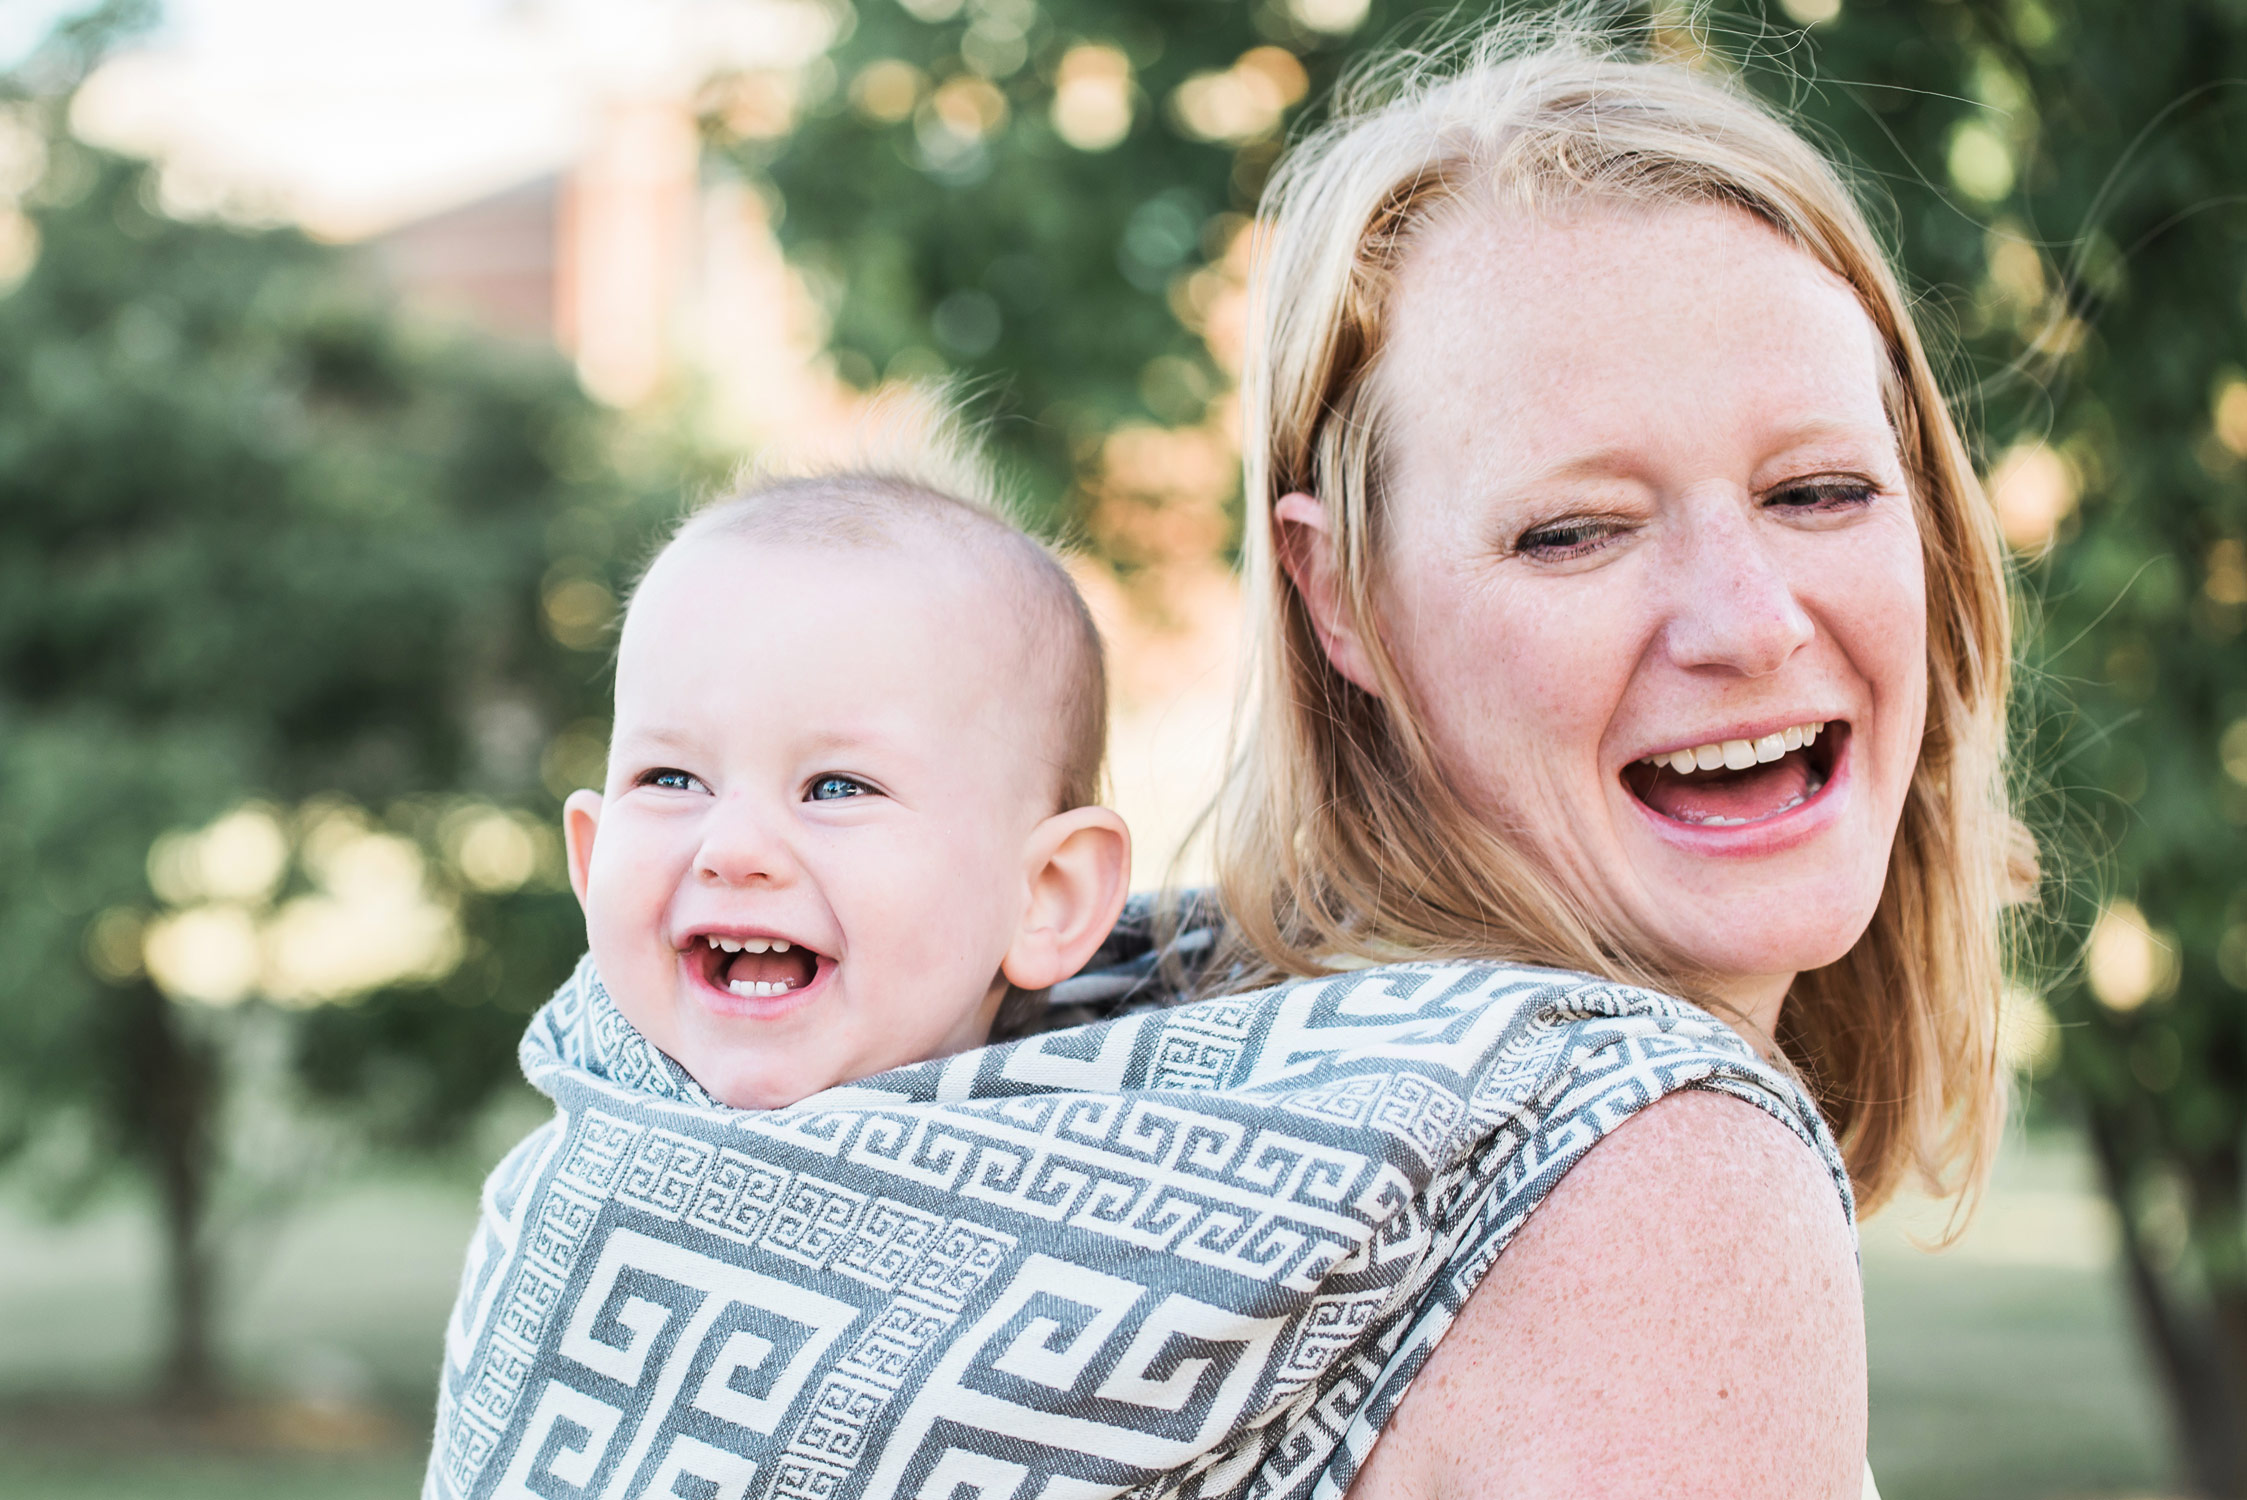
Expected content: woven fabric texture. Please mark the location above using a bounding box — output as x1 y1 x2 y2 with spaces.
427 953 1850 1500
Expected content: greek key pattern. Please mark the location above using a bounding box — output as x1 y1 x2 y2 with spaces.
427 957 1849 1500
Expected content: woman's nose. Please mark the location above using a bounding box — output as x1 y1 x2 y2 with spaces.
1659 494 1815 677
694 792 797 887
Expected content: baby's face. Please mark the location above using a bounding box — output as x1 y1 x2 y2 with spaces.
565 534 1064 1109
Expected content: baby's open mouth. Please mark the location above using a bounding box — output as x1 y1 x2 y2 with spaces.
1622 721 1842 827
692 934 821 998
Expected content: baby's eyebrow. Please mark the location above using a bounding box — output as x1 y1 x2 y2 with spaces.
611 724 696 756
613 722 924 766
796 724 889 751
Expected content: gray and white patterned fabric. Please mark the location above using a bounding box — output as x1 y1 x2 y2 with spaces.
428 952 1852 1500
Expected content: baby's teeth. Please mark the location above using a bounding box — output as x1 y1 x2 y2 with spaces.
741 937 770 954
1753 733 1786 763
1721 739 1756 771
727 978 797 998
771 939 790 953
720 936 742 952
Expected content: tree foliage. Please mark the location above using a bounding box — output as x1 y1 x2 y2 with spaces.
0 52 692 1389
742 0 1360 527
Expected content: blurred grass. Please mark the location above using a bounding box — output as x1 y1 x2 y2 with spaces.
0 1172 474 1498
1863 1132 2172 1499
0 1174 480 1402
0 1452 430 1500
0 1127 2176 1499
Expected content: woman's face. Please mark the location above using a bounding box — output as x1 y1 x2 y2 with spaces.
1299 200 1927 1022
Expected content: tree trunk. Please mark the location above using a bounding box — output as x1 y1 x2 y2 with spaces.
114 976 222 1407
2212 1289 2247 1499
2084 1104 2243 1495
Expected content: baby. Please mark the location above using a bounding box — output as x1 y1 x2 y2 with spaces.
560 446 1131 1109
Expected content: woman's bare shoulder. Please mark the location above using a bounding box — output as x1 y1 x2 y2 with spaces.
1350 1090 1865 1500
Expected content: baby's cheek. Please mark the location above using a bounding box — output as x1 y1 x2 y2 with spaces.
582 859 679 1039
855 844 1015 1010
874 890 1007 985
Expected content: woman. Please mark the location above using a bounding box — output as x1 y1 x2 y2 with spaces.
427 28 2021 1500
1186 26 2024 1499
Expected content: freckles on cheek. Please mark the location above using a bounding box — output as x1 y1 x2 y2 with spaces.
1409 585 1618 751
1846 537 1931 712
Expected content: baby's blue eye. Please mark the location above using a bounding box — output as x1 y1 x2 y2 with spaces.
807 774 871 802
644 769 701 792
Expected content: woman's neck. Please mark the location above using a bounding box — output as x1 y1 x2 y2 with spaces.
1709 971 1794 1045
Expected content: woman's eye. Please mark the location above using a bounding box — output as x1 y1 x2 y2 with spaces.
1769 479 1877 512
1515 517 1627 560
807 774 874 802
640 768 704 792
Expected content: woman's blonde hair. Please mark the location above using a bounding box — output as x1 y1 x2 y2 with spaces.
1214 22 2029 1214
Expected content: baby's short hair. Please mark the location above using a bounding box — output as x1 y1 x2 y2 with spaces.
650 416 1109 813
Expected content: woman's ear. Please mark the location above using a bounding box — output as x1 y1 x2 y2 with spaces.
563 789 603 909
1002 806 1132 992
1272 492 1383 696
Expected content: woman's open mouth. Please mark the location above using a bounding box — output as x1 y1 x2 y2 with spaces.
689 933 823 998
1621 720 1843 827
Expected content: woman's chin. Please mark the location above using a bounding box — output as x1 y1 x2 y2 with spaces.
1608 824 1885 985
1637 881 1877 994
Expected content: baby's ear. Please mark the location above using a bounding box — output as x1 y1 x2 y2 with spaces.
563 789 604 910
1002 807 1132 993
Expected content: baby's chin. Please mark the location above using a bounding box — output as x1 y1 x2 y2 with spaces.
666 1031 845 1110
684 1032 987 1110
674 1029 892 1111
704 1069 823 1111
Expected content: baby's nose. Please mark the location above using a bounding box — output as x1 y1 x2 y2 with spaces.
693 793 797 886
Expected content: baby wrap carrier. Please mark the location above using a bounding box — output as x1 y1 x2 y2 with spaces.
428 953 1850 1500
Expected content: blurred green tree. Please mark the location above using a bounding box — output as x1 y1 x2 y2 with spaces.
745 0 2247 1486
731 0 1346 542
0 15 687 1400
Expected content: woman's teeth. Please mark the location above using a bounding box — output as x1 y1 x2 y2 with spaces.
1640 721 1827 775
705 934 791 954
728 978 798 998
1673 793 1811 827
